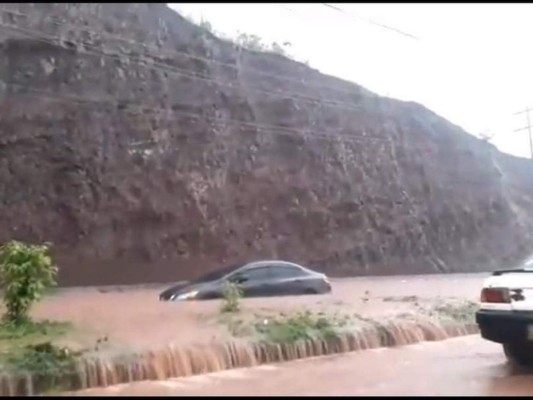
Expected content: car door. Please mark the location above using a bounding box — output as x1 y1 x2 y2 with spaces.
268 265 309 295
229 266 273 298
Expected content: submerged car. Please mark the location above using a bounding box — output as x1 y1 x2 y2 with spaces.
159 260 331 301
476 267 533 366
158 281 191 301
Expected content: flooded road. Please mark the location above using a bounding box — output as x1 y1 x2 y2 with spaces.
35 273 487 351
74 335 533 396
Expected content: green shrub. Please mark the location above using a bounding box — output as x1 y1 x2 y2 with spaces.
255 311 339 343
0 241 58 324
428 299 478 323
0 319 69 341
199 18 214 33
184 13 300 62
235 33 266 51
220 281 243 313
7 342 81 393
270 41 291 56
7 342 78 374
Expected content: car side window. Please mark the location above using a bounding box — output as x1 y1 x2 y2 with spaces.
269 266 306 279
232 267 271 282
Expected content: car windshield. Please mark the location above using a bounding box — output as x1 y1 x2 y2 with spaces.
191 263 243 284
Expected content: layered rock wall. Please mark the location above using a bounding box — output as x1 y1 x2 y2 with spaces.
1 4 532 285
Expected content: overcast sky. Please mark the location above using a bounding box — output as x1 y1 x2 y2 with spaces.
169 3 533 159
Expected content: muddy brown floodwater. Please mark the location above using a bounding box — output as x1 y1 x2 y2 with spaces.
34 274 487 348
29 273 487 352
72 335 533 396
7 272 491 395
23 274 487 350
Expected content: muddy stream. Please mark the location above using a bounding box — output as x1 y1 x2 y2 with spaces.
0 273 488 395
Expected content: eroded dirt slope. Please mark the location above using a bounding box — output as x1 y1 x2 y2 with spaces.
1 4 533 285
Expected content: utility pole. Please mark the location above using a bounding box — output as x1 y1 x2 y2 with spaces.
514 107 533 159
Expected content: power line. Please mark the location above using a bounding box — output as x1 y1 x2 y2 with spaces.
514 107 533 116
0 7 500 193
4 89 475 191
1 85 487 185
514 107 533 159
0 8 446 153
0 13 396 147
0 21 370 114
1 81 392 147
0 7 368 102
0 83 466 157
321 3 420 41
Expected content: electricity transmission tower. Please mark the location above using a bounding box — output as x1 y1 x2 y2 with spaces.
514 107 533 159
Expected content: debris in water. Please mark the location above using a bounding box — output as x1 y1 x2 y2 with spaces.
382 295 419 303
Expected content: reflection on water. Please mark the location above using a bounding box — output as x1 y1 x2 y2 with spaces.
483 361 533 396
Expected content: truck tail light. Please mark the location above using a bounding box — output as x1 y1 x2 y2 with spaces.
481 287 510 303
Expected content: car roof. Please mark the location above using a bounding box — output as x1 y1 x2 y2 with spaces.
492 267 533 276
239 260 314 272
197 260 321 283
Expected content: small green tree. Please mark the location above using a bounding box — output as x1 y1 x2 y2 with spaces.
270 42 287 56
0 241 58 324
199 18 214 33
221 281 243 313
235 33 266 52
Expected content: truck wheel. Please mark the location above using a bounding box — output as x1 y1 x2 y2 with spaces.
503 342 533 366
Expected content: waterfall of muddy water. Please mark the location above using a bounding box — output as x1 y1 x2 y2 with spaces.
0 318 479 396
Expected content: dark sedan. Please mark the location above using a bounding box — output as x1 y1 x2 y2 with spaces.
159 260 331 301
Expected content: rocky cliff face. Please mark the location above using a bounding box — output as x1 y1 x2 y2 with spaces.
1 3 533 286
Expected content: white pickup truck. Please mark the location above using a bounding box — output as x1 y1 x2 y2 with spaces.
476 268 533 366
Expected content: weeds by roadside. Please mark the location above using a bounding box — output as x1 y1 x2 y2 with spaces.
0 319 81 393
425 298 478 323
0 241 83 393
220 309 356 343
219 315 255 337
7 341 81 393
380 295 478 324
220 281 243 313
218 296 479 345
0 319 70 342
254 311 341 343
